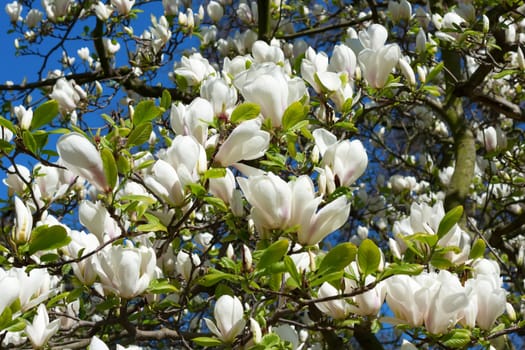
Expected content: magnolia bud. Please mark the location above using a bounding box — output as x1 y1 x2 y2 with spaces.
242 244 252 271
482 15 489 34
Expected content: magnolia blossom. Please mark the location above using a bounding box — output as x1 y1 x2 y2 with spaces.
93 1 113 20
478 126 507 152
238 174 350 244
49 78 85 113
63 230 99 284
1 126 14 142
200 77 238 116
146 159 186 206
388 0 411 23
235 63 306 127
42 0 72 21
209 168 236 204
10 268 55 311
207 0 223 22
328 44 357 79
301 47 341 93
0 272 20 317
170 98 214 144
5 1 22 23
392 201 471 264
25 9 43 28
252 40 285 64
214 119 270 167
344 262 385 316
13 196 33 244
204 295 246 343
237 173 291 234
57 132 109 192
25 304 61 349
79 201 121 243
172 53 216 86
111 0 135 15
316 282 351 319
465 275 506 330
289 176 351 245
313 128 368 188
14 105 33 130
164 135 207 181
96 245 156 298
349 24 401 88
175 250 201 281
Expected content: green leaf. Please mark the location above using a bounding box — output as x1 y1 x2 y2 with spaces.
31 100 59 130
22 130 37 154
230 102 261 123
119 194 157 205
137 213 167 232
160 89 172 111
284 255 302 288
437 205 463 239
469 238 486 260
317 242 357 276
257 239 289 271
192 337 224 347
441 329 471 348
0 307 13 330
282 101 306 131
426 62 444 83
204 167 227 180
357 239 381 278
39 253 60 262
100 148 118 190
0 139 13 153
310 270 344 287
28 225 70 255
380 263 424 279
430 253 453 269
148 279 178 294
5 318 25 332
127 122 153 147
133 100 162 126
199 269 240 287
0 116 16 133
187 183 206 197
203 196 228 212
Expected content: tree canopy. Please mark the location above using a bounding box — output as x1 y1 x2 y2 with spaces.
1 0 525 349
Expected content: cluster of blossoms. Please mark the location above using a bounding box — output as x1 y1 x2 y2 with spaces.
2 0 525 348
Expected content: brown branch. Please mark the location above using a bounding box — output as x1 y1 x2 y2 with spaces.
275 15 373 40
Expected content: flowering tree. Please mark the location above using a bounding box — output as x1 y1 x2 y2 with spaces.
1 0 525 349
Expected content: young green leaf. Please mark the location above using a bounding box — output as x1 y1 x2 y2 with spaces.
100 148 118 190
317 242 357 276
437 205 463 239
133 100 162 126
357 239 381 278
469 238 486 260
192 337 223 347
284 255 302 288
160 89 172 111
257 239 289 271
282 101 306 131
230 102 261 123
28 225 71 255
31 100 59 130
127 122 153 147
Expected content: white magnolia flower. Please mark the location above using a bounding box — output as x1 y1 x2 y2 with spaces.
5 1 23 23
25 304 61 349
111 0 135 15
96 245 156 298
204 295 246 343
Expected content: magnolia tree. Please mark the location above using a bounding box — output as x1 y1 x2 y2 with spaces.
0 0 524 349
